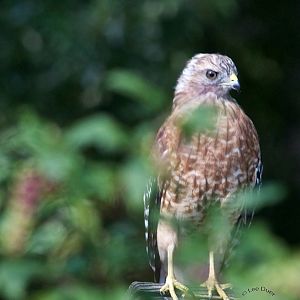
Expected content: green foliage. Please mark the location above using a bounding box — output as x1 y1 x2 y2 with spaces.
0 110 150 299
228 223 300 300
66 113 129 152
0 0 298 300
181 105 219 138
0 260 44 300
106 70 167 112
31 285 127 300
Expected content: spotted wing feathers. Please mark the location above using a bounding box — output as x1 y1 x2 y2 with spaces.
143 177 161 282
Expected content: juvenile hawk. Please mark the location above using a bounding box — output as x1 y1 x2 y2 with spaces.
143 53 262 300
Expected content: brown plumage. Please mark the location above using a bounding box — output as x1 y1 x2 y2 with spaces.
143 53 262 300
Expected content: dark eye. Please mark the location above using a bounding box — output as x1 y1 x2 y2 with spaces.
206 70 218 80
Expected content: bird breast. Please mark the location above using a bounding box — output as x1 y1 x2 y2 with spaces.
156 100 260 222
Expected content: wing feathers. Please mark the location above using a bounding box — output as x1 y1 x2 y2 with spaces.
143 177 161 282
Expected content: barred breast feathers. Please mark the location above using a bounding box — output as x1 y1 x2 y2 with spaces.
154 94 260 221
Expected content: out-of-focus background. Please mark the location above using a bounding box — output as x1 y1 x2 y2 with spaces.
0 1 299 299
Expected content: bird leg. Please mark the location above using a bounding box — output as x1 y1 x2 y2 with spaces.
160 244 190 300
201 251 232 300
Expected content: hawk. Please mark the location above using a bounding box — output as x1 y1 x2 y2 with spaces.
143 54 262 300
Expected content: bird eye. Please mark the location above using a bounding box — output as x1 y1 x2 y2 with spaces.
206 70 218 80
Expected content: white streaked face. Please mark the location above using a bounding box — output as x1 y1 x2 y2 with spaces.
175 53 240 97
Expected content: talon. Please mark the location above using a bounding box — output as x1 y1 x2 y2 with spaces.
201 251 231 300
160 244 191 300
160 275 189 300
202 278 231 300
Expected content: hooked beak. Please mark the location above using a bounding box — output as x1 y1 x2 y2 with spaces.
229 73 240 91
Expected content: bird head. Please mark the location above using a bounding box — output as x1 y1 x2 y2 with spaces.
175 53 240 99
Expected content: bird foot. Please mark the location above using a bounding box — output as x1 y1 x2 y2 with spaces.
160 275 190 300
201 277 232 300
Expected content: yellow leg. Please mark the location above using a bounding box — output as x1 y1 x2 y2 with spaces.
160 245 190 300
201 251 232 300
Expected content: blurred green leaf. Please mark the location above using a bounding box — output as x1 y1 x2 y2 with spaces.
228 223 300 300
181 105 219 138
32 285 127 300
252 183 286 208
69 199 101 241
27 221 68 255
1 111 80 181
38 150 79 181
81 163 116 200
232 183 286 211
0 260 43 300
119 157 151 210
103 221 145 279
176 231 208 265
106 69 167 111
233 222 288 269
0 153 12 182
66 114 129 152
